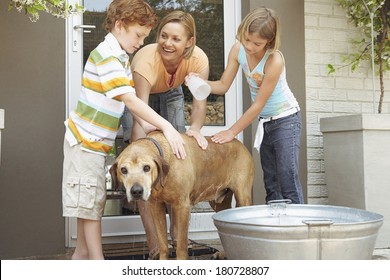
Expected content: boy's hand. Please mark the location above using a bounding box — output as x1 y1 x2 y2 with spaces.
163 127 186 159
186 128 208 150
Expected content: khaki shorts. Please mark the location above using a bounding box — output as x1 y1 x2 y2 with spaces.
62 139 106 220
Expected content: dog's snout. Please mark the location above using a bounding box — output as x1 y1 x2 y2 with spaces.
130 183 144 200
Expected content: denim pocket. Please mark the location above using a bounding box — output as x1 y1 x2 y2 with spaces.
64 177 80 208
79 177 98 209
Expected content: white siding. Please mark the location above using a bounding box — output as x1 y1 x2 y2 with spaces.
304 0 390 204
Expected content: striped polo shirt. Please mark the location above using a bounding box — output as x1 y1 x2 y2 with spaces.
65 33 134 155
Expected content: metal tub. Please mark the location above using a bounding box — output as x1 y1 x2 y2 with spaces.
212 200 384 260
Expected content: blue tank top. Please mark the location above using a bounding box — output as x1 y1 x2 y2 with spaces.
238 45 299 118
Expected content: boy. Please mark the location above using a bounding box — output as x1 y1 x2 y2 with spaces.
62 0 186 260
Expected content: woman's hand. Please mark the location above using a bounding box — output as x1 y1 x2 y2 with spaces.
186 128 208 150
211 129 235 144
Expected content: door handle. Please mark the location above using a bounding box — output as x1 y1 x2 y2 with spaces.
72 22 96 52
73 24 96 33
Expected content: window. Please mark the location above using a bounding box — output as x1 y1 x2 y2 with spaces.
83 0 226 126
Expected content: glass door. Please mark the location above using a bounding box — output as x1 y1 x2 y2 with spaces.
66 0 242 247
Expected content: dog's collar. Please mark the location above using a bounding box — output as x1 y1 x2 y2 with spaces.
145 137 164 158
144 137 164 191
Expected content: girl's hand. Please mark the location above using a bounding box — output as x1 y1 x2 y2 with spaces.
186 128 208 150
184 72 201 86
211 129 235 144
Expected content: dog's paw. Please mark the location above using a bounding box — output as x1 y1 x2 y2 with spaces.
211 251 227 260
148 248 160 260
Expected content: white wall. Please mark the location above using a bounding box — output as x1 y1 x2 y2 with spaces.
304 0 390 204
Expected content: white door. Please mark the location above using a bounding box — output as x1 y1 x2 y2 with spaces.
65 0 242 247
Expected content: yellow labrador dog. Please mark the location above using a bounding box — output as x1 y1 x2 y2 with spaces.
111 131 254 259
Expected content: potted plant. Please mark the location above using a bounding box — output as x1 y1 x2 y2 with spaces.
320 0 390 248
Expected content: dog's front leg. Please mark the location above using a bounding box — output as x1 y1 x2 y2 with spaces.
172 202 191 260
149 199 170 260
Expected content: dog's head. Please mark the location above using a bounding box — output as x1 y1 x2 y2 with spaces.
110 149 170 202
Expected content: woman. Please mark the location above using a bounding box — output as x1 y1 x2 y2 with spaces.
129 10 210 259
131 10 209 147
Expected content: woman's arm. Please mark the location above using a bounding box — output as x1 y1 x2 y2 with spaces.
186 65 209 149
188 66 209 132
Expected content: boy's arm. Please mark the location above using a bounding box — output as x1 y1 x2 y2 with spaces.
131 72 156 134
119 92 186 159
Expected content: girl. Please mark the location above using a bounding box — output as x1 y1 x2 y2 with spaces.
207 7 304 204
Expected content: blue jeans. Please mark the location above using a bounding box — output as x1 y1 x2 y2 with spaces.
121 107 133 143
260 111 304 204
148 87 186 132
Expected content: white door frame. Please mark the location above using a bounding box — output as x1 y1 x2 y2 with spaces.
65 0 242 247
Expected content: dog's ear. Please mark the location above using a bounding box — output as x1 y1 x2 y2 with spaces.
109 162 119 191
153 156 170 187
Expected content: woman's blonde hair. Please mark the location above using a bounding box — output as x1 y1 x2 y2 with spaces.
104 0 158 32
236 7 280 53
156 10 196 59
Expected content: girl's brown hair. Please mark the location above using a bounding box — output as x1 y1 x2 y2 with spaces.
237 7 280 53
156 10 196 59
104 0 158 32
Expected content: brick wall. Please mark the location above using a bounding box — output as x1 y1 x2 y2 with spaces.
304 0 390 204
